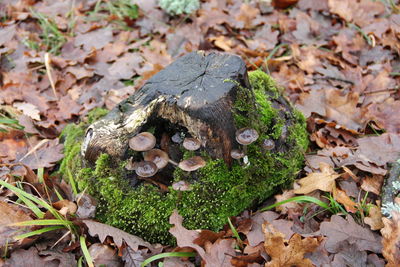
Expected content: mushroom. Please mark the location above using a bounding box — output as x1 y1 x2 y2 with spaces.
262 139 275 151
135 161 158 177
171 132 183 144
172 180 192 191
129 132 156 152
183 137 201 151
235 128 259 145
143 149 169 169
230 149 245 159
125 157 139 171
178 156 206 172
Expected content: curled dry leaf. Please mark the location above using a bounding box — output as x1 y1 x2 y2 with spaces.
364 204 384 231
52 199 77 216
332 187 357 213
381 212 400 267
88 243 122 267
263 222 318 267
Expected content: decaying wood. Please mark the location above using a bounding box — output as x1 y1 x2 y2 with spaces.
82 51 252 164
81 51 292 168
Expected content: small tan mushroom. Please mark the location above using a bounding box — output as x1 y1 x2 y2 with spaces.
262 139 275 151
178 156 206 172
183 137 201 151
129 132 156 152
172 180 192 191
235 127 259 145
143 149 169 169
125 157 139 171
135 161 158 177
230 149 245 159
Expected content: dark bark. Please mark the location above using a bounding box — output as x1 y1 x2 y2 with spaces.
81 51 251 165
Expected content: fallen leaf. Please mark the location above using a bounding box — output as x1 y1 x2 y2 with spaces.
3 247 59 267
263 222 318 267
246 211 279 247
0 202 33 250
19 138 64 170
274 189 302 214
330 241 368 267
88 243 122 267
333 187 357 213
13 102 40 121
82 220 154 252
381 212 400 267
273 0 299 9
361 174 384 195
320 215 382 253
294 162 341 194
364 205 384 231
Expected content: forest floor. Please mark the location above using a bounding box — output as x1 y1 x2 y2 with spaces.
1 0 400 266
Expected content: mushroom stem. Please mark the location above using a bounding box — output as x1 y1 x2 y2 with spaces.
169 159 178 166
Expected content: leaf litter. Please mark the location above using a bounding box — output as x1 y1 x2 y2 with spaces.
1 0 400 265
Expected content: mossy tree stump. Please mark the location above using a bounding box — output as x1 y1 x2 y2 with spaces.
60 51 308 244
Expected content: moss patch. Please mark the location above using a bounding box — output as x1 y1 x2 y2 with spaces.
59 70 308 245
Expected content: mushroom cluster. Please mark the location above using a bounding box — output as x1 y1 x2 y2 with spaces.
231 127 260 165
127 131 206 188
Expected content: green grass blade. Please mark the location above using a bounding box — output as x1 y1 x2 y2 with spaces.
67 167 78 195
11 219 73 227
227 217 242 242
80 236 94 267
0 179 63 220
16 193 45 218
141 252 196 267
14 225 65 240
259 195 331 212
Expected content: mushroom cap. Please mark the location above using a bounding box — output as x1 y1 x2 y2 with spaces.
183 137 201 151
230 149 245 159
171 132 183 143
135 161 158 177
129 132 156 151
235 127 259 145
178 156 206 172
143 149 169 169
262 139 275 150
172 180 192 191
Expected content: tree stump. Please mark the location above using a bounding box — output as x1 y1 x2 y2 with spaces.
60 51 308 244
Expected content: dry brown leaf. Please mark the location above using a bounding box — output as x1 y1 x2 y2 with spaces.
381 212 400 267
320 215 382 253
82 220 155 253
274 189 302 214
361 174 384 195
294 162 341 194
88 243 122 267
333 187 357 213
263 222 318 267
0 201 33 250
364 205 384 231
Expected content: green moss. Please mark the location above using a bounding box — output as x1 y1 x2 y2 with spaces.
59 71 308 245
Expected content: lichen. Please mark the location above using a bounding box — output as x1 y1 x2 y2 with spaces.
59 70 308 245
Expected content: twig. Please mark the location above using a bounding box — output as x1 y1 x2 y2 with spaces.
44 53 58 100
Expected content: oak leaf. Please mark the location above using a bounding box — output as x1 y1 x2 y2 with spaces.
263 222 318 267
381 212 400 267
294 162 341 194
320 215 382 253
